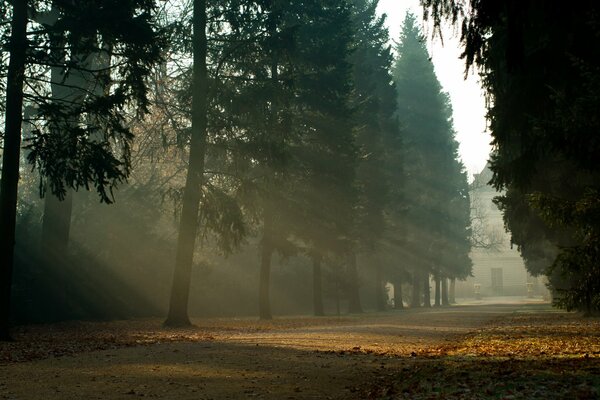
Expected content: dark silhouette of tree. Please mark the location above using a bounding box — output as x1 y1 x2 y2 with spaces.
423 0 600 313
346 0 400 313
0 0 29 341
164 0 210 327
0 0 163 339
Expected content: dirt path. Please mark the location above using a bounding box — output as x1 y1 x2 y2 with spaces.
0 302 558 399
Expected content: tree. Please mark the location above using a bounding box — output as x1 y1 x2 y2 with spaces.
0 0 29 341
0 0 163 339
346 0 400 313
163 0 210 327
423 0 600 313
162 0 260 326
227 0 357 319
392 12 471 308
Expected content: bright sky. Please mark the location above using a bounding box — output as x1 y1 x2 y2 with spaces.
377 0 492 180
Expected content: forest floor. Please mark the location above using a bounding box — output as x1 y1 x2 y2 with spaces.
0 300 599 399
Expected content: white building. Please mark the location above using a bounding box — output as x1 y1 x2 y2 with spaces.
455 166 547 299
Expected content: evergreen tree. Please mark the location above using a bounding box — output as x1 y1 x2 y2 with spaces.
251 0 356 319
423 0 600 312
347 0 400 313
161 0 261 326
0 0 163 339
393 12 471 308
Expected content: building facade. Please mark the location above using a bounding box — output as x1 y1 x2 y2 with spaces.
455 166 547 299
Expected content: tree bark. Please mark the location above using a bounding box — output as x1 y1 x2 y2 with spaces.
257 10 282 321
449 278 456 304
0 0 28 341
374 262 385 311
41 191 73 310
312 255 324 316
393 279 404 309
258 229 273 320
347 252 362 313
41 14 76 310
423 272 431 308
165 0 208 327
410 272 421 307
434 270 441 307
442 277 450 306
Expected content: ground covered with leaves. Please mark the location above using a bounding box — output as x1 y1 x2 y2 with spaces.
0 302 598 399
366 308 600 399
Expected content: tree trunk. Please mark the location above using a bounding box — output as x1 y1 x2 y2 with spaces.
410 272 421 307
335 266 341 316
434 271 441 307
375 262 385 311
423 272 431 308
257 10 283 321
442 277 450 306
0 0 28 341
312 255 324 316
449 278 456 304
347 252 362 313
41 191 73 310
258 231 273 320
393 279 404 309
165 0 208 327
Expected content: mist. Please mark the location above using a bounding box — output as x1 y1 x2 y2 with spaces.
0 1 598 399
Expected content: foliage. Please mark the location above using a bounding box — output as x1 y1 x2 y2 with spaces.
392 12 472 286
422 0 600 312
19 0 164 202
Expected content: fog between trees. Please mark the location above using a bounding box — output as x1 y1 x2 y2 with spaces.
1 0 597 339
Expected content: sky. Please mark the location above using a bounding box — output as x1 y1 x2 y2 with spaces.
376 0 492 179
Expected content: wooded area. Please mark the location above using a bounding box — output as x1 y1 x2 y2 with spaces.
1 0 475 336
0 0 598 334
0 0 599 398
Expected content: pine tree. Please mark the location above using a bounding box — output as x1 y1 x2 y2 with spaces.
347 0 400 313
423 0 600 312
0 0 163 339
393 12 471 307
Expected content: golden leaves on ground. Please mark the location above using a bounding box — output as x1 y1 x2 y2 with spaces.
431 313 600 359
365 311 600 399
0 320 214 363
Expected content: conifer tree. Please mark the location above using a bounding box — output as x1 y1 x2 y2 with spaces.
423 0 600 312
393 13 471 307
0 0 163 339
347 0 400 313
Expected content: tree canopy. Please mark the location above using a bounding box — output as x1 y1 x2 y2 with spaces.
423 0 600 312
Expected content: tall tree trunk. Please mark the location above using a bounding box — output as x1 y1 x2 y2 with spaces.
165 0 208 327
393 279 404 309
41 191 73 310
0 0 28 341
258 253 273 317
423 272 431 308
258 207 274 320
347 252 362 313
375 262 385 311
434 270 441 307
335 270 342 317
257 12 282 321
312 254 324 316
410 272 421 307
449 278 456 304
441 277 450 306
41 15 74 311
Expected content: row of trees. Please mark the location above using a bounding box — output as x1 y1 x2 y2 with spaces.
0 0 473 338
423 0 600 313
